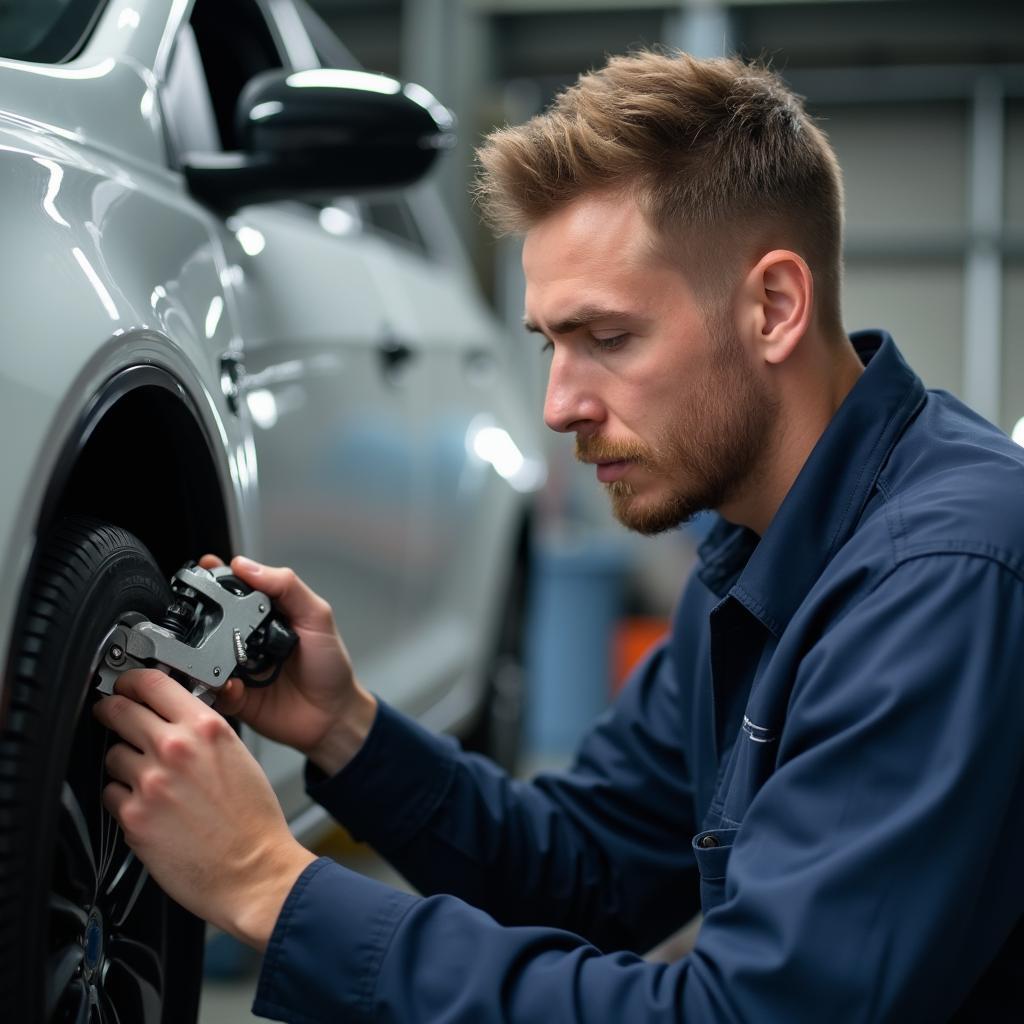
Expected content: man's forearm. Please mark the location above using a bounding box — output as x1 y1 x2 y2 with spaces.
305 647 701 955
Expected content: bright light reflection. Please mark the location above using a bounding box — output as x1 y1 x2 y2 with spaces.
1012 417 1024 447
319 206 358 236
235 226 265 256
235 441 251 491
286 69 400 95
14 57 116 80
34 158 69 227
250 100 283 121
72 247 119 320
402 82 454 129
243 433 260 493
220 264 244 288
118 8 140 29
474 426 525 479
140 89 154 120
468 418 546 492
247 388 279 430
205 295 224 338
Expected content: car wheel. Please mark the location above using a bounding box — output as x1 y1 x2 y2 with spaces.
0 516 204 1023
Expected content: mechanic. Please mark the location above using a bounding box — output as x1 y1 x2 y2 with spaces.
94 51 1024 1021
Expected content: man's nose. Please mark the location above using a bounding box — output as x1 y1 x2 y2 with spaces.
543 352 603 435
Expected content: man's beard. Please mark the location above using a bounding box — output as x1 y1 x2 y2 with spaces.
576 321 778 535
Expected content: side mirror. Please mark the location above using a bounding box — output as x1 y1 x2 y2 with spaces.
183 68 455 209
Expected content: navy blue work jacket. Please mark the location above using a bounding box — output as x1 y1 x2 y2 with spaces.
253 332 1024 1023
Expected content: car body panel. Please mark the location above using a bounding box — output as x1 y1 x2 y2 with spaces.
0 106 255 700
0 0 543 832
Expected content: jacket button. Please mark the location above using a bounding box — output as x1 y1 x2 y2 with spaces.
698 834 720 849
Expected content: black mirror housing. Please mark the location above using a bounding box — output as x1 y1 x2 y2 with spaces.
184 68 455 208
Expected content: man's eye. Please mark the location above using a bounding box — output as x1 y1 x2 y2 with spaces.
593 334 627 351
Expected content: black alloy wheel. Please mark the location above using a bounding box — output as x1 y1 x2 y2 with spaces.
0 517 204 1023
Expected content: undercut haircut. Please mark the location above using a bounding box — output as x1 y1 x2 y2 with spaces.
475 50 845 332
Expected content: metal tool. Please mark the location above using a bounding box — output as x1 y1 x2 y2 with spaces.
94 563 298 705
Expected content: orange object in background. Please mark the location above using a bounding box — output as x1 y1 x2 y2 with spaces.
612 617 670 697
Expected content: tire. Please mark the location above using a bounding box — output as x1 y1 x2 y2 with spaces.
0 517 204 1024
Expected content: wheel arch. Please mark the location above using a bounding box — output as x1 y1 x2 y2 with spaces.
47 365 234 576
1 364 235 723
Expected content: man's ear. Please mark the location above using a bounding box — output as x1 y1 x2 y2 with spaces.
740 250 812 366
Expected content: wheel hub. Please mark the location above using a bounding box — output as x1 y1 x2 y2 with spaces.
82 907 105 982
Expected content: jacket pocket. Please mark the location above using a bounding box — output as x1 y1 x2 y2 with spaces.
692 827 738 914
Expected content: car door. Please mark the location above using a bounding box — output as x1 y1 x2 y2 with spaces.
361 190 543 721
222 201 417 674
161 0 420 810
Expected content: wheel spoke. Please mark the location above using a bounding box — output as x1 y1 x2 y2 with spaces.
106 935 163 1024
106 850 149 928
51 976 91 1024
46 942 84 1019
97 731 118 887
74 984 93 1024
50 890 89 931
97 986 122 1024
60 782 98 889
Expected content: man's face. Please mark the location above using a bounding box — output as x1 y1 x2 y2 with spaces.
523 192 778 534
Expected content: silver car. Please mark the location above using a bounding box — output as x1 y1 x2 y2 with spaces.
0 0 542 1020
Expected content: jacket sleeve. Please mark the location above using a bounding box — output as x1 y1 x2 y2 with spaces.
301 636 703 953
252 553 1024 1024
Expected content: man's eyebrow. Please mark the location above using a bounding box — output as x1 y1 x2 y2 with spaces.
522 307 639 336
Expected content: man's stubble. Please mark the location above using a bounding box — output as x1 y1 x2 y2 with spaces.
577 318 779 535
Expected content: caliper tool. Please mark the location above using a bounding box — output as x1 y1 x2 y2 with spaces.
94 563 298 704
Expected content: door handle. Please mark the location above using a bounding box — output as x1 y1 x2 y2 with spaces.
377 338 417 379
219 352 246 414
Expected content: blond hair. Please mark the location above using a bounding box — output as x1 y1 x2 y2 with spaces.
475 50 844 329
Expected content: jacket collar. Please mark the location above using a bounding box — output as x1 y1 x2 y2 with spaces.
697 331 926 635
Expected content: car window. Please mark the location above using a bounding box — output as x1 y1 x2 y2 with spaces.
292 0 360 71
0 0 108 62
187 0 285 151
363 197 429 258
163 24 220 159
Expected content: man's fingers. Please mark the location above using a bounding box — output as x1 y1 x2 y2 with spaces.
102 779 131 821
94 692 163 752
213 677 247 716
105 741 145 787
198 553 225 570
228 556 334 632
113 668 196 722
93 669 198 750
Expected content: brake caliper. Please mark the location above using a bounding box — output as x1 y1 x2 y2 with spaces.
94 563 298 704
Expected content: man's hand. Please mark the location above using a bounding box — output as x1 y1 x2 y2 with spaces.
93 669 316 950
199 554 378 776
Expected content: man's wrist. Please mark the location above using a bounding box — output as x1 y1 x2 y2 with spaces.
229 841 318 952
307 684 378 778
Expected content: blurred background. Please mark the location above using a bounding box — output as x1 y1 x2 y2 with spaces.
200 0 1024 1016
313 0 1024 442
299 0 1024 751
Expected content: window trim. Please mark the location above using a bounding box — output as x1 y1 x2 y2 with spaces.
1 0 111 64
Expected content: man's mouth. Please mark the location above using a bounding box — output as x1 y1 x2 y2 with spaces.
593 459 631 484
